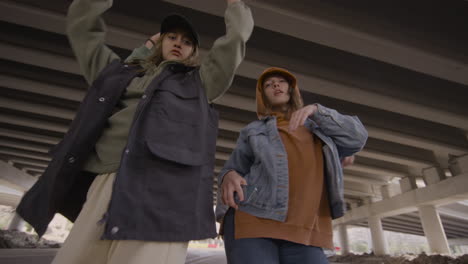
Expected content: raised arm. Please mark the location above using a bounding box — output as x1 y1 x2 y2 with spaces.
124 34 159 63
295 104 368 158
199 0 254 103
66 0 120 85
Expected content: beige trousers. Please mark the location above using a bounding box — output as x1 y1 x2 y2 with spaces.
52 173 188 264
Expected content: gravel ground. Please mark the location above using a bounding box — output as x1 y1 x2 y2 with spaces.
0 230 61 249
328 252 468 264
2 230 468 264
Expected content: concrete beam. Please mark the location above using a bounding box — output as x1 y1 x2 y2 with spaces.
0 128 61 145
0 160 36 191
422 166 447 186
8 158 49 168
0 42 80 75
0 191 22 207
381 184 401 199
215 152 230 161
358 148 433 169
163 0 468 86
367 126 468 157
344 174 389 186
345 164 406 179
218 119 244 133
0 113 68 134
400 176 418 193
438 205 468 221
344 181 376 196
0 148 51 162
0 74 85 101
333 173 468 225
343 189 373 198
0 96 76 120
24 168 44 174
448 238 468 246
5 0 467 86
0 138 50 154
215 94 256 113
216 138 236 149
0 0 143 50
2 0 468 130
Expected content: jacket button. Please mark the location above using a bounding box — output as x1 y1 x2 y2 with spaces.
124 65 129 68
125 149 129 154
111 226 119 234
142 94 147 99
99 97 106 102
68 156 76 163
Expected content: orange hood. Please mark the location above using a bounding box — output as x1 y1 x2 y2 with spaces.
256 67 303 119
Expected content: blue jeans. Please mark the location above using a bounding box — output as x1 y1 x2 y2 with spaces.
223 209 329 264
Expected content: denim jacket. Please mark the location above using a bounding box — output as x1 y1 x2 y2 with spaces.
215 104 368 222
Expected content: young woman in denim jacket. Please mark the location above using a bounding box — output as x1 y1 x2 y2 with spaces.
216 67 368 264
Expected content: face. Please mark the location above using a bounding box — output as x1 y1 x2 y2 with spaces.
161 31 195 61
263 75 291 108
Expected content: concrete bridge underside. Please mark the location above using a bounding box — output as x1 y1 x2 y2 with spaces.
1 0 468 256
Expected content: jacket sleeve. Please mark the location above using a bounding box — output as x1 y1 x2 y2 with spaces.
66 0 120 85
307 104 368 158
124 44 154 63
199 1 254 103
218 128 254 186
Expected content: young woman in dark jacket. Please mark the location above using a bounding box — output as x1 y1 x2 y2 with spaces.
16 0 253 263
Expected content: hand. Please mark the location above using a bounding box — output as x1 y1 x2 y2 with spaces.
221 170 247 209
227 0 240 4
289 104 318 132
145 33 160 49
341 156 355 167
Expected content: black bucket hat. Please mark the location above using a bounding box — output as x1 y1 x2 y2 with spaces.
160 14 199 46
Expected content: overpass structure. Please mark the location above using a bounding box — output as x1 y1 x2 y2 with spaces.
1 0 468 256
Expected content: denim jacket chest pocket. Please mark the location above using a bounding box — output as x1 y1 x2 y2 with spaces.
246 128 270 156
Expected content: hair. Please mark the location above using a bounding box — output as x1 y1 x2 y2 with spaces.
131 32 200 71
260 73 303 119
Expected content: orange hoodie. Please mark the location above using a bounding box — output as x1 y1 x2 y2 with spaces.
234 67 334 249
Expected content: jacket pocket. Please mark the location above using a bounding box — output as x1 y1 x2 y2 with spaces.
246 129 269 154
235 185 260 205
158 79 199 99
145 139 207 166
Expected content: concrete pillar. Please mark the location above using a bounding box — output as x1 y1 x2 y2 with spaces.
337 224 350 254
7 213 25 231
418 205 451 254
368 216 388 255
399 176 417 193
422 166 446 185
